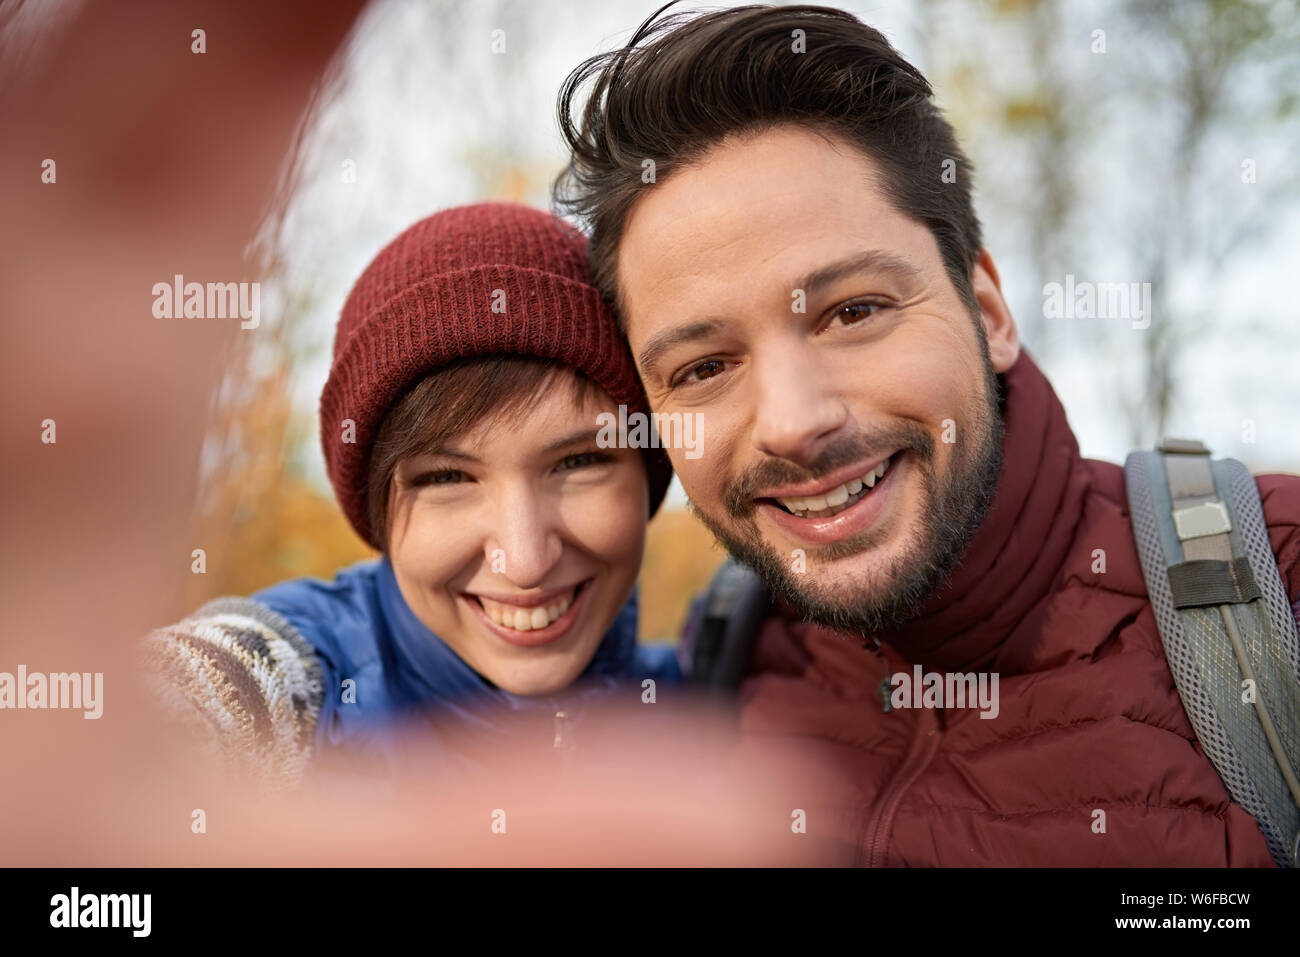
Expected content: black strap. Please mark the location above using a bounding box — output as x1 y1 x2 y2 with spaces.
1167 557 1262 608
688 559 769 689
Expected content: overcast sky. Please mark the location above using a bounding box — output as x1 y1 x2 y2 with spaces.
258 0 1300 507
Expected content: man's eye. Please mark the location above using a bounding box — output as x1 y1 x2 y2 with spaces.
830 300 887 328
680 358 727 384
559 451 612 471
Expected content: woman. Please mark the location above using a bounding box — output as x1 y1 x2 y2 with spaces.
145 202 677 791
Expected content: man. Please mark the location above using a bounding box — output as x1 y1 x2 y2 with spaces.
554 4 1300 865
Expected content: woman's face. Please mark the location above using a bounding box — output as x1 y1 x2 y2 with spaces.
386 377 649 696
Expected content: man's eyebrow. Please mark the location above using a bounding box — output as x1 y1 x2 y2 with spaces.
634 252 922 374
637 319 727 374
789 249 924 302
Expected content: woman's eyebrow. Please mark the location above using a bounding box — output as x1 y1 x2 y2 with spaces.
410 447 479 464
408 429 601 465
541 428 603 454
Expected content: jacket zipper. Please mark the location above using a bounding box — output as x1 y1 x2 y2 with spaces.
553 709 572 749
552 706 582 770
858 697 941 867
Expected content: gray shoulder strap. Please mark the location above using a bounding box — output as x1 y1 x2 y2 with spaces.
1125 437 1300 867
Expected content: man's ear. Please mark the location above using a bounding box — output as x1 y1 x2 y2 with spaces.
970 248 1020 373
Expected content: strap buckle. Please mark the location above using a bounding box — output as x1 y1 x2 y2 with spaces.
1158 437 1211 456
1173 501 1231 540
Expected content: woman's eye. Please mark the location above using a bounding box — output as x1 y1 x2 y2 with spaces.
415 469 465 486
559 451 612 471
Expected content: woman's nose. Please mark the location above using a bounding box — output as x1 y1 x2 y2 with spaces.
485 489 564 589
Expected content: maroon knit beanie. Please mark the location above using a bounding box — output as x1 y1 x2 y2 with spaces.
321 202 672 548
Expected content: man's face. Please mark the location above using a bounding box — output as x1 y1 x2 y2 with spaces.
617 124 1018 635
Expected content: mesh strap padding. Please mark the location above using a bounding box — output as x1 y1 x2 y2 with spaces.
1126 450 1300 867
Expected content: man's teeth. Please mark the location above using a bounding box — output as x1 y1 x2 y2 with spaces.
478 592 574 631
777 457 892 518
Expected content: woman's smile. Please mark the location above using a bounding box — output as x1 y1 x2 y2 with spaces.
462 578 594 648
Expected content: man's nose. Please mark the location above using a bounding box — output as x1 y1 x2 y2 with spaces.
486 486 564 589
750 339 847 464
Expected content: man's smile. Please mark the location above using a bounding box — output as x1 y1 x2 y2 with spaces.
756 451 897 518
755 451 907 547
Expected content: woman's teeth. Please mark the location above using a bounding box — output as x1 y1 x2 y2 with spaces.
478 591 574 631
777 457 892 519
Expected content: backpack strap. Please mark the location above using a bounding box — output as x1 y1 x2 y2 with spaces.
1125 437 1300 867
684 558 770 690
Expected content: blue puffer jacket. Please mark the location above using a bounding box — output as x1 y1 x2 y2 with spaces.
251 556 682 787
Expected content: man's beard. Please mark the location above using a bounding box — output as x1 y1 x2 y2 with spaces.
689 342 1005 639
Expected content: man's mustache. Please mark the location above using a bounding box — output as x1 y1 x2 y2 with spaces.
723 422 935 518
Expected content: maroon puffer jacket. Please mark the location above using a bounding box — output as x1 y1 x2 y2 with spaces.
733 351 1300 866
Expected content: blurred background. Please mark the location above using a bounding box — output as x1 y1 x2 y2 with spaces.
14 0 1293 642
189 0 1300 641
0 0 1295 869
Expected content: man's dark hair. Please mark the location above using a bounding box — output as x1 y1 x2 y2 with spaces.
553 3 983 325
